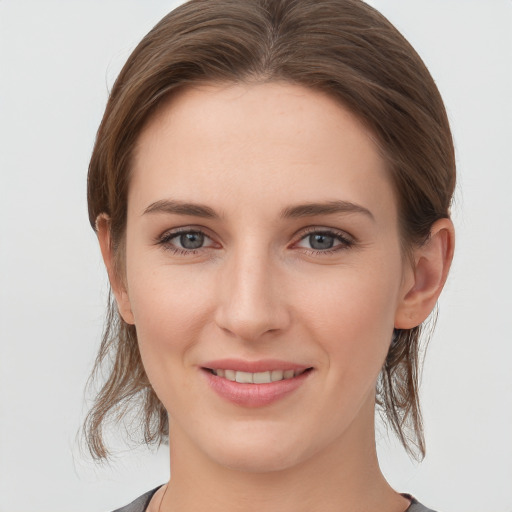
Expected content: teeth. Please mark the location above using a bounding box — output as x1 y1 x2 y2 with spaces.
235 371 253 383
271 370 283 381
224 369 236 381
253 371 271 384
212 368 305 383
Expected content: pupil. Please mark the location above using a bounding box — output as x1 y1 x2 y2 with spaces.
309 233 334 250
180 232 204 249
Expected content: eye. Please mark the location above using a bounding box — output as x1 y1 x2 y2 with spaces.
295 229 354 254
177 231 205 250
306 233 336 250
157 228 217 254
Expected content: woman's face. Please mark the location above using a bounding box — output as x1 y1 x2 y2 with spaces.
118 82 415 472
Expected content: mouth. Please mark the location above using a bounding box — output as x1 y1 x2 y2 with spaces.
204 367 312 384
201 359 314 406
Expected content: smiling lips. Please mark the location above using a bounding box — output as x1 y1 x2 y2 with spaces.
210 368 306 383
202 360 312 407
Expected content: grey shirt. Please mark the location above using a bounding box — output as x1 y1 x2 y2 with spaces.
112 487 437 512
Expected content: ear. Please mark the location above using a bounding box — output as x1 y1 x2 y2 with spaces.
95 214 135 325
395 218 455 329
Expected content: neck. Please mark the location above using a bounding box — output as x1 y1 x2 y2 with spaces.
158 399 409 512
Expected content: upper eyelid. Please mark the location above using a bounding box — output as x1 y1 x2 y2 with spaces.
155 225 355 248
157 225 215 242
293 226 355 243
156 229 217 253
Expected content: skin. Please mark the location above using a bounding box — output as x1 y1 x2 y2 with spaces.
98 82 454 512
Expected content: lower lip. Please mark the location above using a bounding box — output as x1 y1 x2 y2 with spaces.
202 369 312 407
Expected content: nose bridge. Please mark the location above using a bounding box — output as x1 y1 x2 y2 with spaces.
215 240 288 341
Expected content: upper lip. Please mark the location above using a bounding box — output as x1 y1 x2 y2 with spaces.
201 359 311 373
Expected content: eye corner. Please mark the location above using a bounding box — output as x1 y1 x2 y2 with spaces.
292 227 355 255
154 226 221 255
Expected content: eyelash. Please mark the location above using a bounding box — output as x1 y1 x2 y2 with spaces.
156 227 355 256
297 227 354 255
156 228 214 256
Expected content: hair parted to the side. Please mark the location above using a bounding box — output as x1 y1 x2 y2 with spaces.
85 0 455 461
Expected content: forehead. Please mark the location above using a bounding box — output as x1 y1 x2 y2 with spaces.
130 82 396 224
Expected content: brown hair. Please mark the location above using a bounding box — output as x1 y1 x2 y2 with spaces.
85 0 455 460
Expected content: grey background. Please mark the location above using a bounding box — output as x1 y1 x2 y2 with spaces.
1 1 511 511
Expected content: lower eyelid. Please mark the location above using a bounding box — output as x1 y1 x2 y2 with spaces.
295 230 353 248
157 229 218 251
156 228 353 254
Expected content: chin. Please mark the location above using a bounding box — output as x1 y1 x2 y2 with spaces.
193 420 321 474
209 442 306 474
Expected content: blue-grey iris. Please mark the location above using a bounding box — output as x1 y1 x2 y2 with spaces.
180 232 204 249
309 233 334 250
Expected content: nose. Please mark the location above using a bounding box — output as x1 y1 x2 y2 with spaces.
214 245 291 342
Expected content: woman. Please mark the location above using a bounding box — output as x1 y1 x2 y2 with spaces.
85 0 455 510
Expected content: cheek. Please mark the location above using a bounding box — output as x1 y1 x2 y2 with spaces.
131 272 212 331
294 260 402 379
124 258 216 386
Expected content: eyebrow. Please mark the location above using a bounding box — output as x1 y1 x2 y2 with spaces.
280 200 374 220
143 198 374 221
143 199 219 218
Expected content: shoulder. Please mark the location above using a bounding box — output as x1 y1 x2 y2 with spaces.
403 494 438 512
111 488 435 512
111 486 163 512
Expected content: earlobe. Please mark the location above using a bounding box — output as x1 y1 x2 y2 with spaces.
95 214 135 325
395 218 455 329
